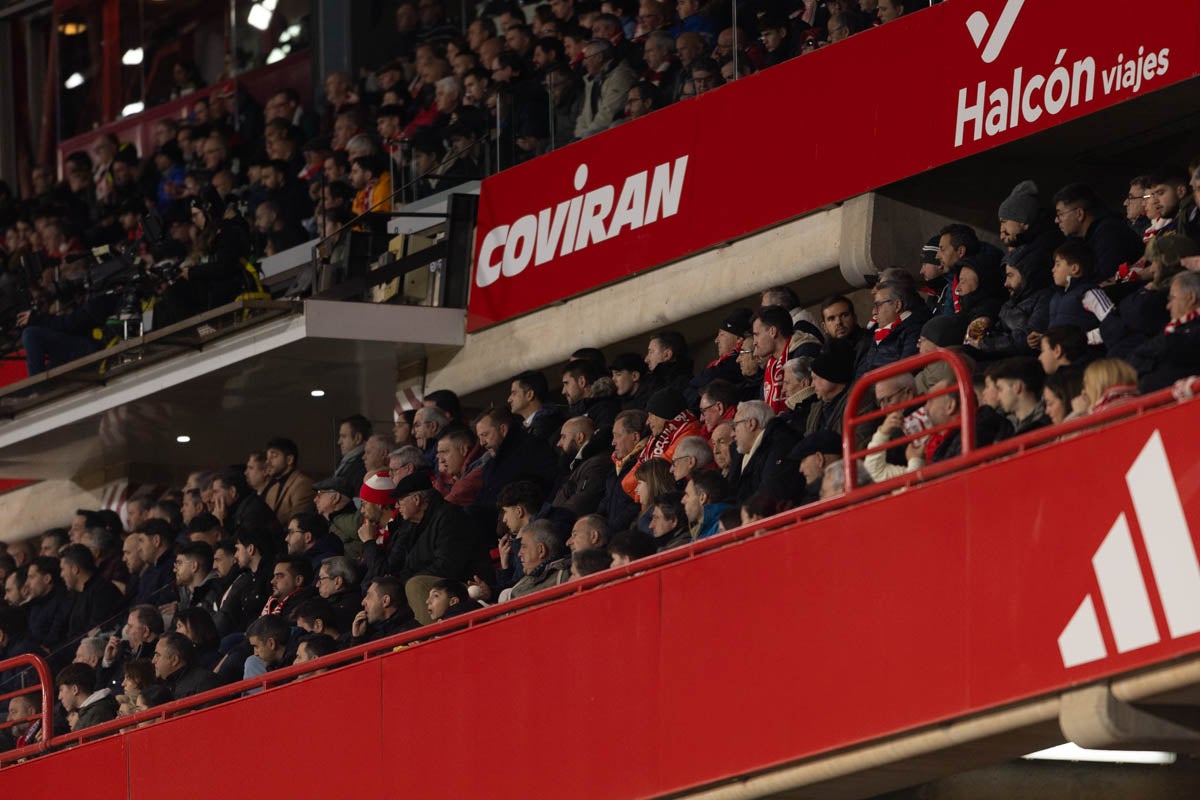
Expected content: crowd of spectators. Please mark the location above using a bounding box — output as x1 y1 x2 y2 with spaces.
3 162 1200 747
2 0 1200 754
2 0 937 372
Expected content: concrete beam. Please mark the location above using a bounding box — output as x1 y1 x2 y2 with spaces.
426 205 843 396
1060 683 1200 755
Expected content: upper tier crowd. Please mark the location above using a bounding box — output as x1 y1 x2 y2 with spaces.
2 0 926 312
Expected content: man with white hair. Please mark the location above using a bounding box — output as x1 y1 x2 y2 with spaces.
863 372 929 483
731 400 801 504
819 459 873 500
502 520 569 601
669 435 713 483
413 406 452 469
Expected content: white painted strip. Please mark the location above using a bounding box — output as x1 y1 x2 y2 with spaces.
1058 595 1108 668
1093 513 1161 653
1126 430 1200 639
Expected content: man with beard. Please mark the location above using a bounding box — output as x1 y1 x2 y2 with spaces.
552 417 612 516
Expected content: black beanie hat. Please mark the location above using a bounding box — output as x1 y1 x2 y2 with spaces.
647 388 687 420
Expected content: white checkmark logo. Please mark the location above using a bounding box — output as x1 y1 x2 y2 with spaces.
966 0 1026 63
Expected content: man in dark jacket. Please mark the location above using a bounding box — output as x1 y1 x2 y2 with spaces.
856 281 923 379
24 556 72 649
284 511 345 572
313 557 361 633
57 663 119 731
350 576 418 644
60 545 125 642
643 331 694 398
17 292 118 376
1053 183 1144 282
154 632 224 701
820 295 872 374
386 472 490 621
132 518 176 606
732 401 802 504
552 417 612 516
562 361 622 431
214 528 274 635
973 253 1053 357
474 407 560 515
212 468 279 538
805 346 855 436
507 370 566 447
1133 270 1200 392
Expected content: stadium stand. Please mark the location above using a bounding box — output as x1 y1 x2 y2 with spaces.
1 0 1200 797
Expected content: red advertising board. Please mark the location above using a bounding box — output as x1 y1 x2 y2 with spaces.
468 0 1200 330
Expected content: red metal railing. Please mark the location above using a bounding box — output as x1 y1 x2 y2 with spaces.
0 654 55 762
842 349 979 492
0 353 1191 765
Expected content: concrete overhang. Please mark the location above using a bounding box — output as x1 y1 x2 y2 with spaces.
0 300 464 487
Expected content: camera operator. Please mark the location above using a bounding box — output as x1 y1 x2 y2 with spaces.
153 187 252 328
16 286 117 376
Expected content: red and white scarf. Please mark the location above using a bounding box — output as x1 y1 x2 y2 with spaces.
762 354 786 413
641 410 697 461
1164 308 1200 335
873 311 910 344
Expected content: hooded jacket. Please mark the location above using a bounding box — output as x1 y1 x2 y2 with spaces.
975 238 1055 355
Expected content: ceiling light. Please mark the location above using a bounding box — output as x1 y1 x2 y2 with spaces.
59 21 88 36
121 101 145 117
64 72 85 90
310 389 325 398
122 47 143 66
266 47 287 64
247 0 277 31
176 435 191 444
1024 744 1176 765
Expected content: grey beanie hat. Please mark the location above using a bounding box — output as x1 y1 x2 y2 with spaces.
998 179 1040 225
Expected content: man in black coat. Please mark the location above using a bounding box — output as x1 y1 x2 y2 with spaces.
153 632 224 701
1052 183 1144 282
732 401 802 505
856 280 925 379
562 361 622 431
474 408 560 514
213 528 274 635
211 468 280 539
383 472 489 619
60 545 125 643
552 417 612 516
507 370 566 447
643 331 694 398
1133 271 1200 392
24 556 73 649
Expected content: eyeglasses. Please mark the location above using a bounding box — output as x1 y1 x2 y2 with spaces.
731 418 752 427
698 403 717 414
315 575 334 584
871 298 899 309
1126 193 1152 201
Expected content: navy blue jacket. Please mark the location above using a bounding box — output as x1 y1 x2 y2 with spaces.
1084 214 1144 282
1048 277 1101 331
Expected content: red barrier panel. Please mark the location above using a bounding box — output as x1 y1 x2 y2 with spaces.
124 660 385 800
2 383 1198 798
467 0 1200 330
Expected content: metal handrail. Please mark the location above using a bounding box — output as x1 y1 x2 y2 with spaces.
0 358 1192 764
842 349 979 492
0 653 54 762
